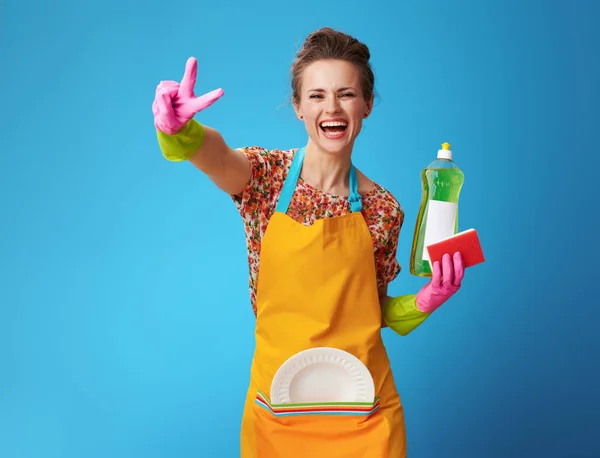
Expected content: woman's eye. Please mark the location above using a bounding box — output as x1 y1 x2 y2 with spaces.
308 93 354 99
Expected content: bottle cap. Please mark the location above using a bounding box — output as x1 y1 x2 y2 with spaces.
437 142 452 160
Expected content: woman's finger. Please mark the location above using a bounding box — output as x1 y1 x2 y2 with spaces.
441 253 454 290
453 251 465 287
432 260 442 288
155 91 178 133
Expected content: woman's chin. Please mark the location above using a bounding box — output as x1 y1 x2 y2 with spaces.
311 132 356 155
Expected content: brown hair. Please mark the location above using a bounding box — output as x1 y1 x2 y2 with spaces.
291 27 375 105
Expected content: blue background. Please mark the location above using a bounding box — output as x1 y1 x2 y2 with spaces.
2 0 598 457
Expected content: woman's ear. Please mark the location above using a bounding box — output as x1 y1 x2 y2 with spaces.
293 100 303 120
364 93 374 118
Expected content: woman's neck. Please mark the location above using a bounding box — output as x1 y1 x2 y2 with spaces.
301 141 353 196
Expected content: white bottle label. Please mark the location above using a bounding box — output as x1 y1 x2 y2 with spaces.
422 199 457 261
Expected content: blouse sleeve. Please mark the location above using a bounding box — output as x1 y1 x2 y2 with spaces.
230 146 289 217
375 201 404 289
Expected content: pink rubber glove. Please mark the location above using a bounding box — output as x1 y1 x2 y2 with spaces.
152 57 224 135
416 252 465 313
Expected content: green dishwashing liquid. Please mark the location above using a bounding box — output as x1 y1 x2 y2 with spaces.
410 142 464 277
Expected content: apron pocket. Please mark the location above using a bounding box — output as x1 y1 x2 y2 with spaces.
252 391 389 458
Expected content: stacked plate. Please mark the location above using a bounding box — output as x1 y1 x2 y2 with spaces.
270 347 375 404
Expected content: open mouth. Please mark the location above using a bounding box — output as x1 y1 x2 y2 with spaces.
319 120 348 134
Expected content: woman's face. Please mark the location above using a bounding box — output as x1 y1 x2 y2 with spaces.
294 59 373 156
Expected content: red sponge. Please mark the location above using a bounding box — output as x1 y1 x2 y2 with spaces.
426 228 485 268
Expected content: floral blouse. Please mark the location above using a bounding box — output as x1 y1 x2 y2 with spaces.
231 146 404 315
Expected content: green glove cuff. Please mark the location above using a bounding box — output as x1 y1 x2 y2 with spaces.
156 119 206 162
382 294 431 336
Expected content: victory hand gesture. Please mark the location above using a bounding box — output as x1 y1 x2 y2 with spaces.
152 57 224 135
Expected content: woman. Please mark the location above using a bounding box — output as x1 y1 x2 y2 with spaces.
153 27 464 458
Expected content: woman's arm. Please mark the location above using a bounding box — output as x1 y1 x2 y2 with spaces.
380 287 429 334
157 120 252 195
187 125 251 196
382 294 430 336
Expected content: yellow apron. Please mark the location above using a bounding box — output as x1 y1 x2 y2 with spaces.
240 147 406 457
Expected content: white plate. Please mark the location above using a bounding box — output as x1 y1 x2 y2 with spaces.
270 347 375 404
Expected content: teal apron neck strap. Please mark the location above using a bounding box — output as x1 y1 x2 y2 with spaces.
348 166 363 213
276 147 363 214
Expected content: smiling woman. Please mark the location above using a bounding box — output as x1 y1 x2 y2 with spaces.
152 27 466 458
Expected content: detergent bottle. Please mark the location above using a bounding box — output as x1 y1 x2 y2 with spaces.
410 142 464 277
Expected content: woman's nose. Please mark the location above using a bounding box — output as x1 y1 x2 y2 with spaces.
325 96 341 114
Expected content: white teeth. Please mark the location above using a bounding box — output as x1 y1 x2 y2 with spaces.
320 121 348 127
